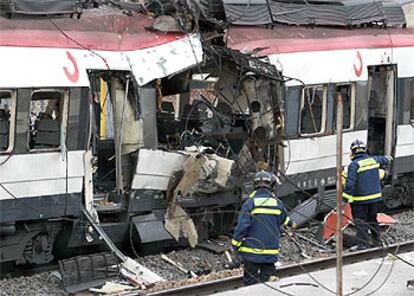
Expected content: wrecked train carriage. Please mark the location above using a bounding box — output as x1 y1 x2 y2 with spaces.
0 11 261 268
227 24 414 222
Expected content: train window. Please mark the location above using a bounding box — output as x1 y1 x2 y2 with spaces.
0 91 15 152
28 90 68 150
334 84 355 130
299 85 326 135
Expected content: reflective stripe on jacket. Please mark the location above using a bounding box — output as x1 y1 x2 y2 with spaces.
232 189 292 263
342 167 385 187
342 153 390 204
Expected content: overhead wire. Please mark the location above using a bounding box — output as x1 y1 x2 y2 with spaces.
139 3 408 293
182 14 407 294
8 4 404 294
49 19 110 70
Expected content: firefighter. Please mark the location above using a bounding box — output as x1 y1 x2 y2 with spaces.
342 139 392 250
232 170 295 286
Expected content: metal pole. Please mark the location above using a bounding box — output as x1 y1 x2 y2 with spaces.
336 91 344 296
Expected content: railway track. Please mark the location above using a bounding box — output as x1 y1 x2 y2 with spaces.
147 240 414 296
0 264 59 280
2 209 413 294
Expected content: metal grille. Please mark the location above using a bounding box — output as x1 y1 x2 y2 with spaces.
289 189 337 226
5 0 81 15
222 0 406 27
223 0 273 25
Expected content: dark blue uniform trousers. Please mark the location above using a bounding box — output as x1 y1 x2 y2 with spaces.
351 202 381 248
243 260 276 286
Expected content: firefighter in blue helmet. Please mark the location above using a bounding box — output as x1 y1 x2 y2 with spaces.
232 170 295 286
342 139 392 250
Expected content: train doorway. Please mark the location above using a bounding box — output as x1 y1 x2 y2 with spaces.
367 65 396 157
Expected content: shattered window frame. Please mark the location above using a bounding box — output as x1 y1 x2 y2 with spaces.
27 89 69 152
334 83 355 132
299 85 327 136
0 90 16 153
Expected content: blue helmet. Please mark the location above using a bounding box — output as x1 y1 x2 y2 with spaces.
350 139 367 155
254 170 273 189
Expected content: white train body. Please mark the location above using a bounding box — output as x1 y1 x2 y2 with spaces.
228 26 414 207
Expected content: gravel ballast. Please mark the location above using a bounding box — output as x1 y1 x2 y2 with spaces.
1 209 413 295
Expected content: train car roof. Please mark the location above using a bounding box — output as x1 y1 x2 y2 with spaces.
0 9 186 51
227 25 414 54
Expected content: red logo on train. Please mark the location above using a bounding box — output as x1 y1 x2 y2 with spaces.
353 51 363 77
63 51 79 83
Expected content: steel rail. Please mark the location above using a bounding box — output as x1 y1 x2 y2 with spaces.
147 240 414 296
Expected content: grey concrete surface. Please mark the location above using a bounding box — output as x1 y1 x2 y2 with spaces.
214 251 414 296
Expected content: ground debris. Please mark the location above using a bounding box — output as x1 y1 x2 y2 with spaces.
0 272 65 296
90 281 134 294
2 210 413 295
386 210 414 244
147 269 242 293
139 248 232 281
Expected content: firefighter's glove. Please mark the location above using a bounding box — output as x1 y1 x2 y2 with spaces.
291 223 297 232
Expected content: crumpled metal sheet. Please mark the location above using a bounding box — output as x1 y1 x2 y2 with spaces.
132 148 235 194
131 149 187 191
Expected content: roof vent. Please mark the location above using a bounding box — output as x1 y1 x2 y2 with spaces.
222 0 406 28
2 0 82 18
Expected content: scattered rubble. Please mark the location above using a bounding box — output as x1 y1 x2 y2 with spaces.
139 248 232 281
1 209 413 295
147 269 242 293
279 226 331 264
0 272 65 296
385 210 414 244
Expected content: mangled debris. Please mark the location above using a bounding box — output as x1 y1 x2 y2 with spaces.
125 41 287 248
5 2 289 293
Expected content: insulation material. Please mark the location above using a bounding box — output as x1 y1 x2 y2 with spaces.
164 204 198 248
174 153 235 195
132 149 234 193
111 80 144 155
174 154 208 197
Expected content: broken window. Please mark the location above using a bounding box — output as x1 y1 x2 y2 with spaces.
28 90 67 150
299 85 326 135
0 90 15 152
334 84 354 130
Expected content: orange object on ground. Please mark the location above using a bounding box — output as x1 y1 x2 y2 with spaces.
322 205 396 243
377 213 397 226
322 203 353 243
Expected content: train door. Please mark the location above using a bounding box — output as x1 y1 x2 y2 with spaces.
367 65 397 158
88 71 145 212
